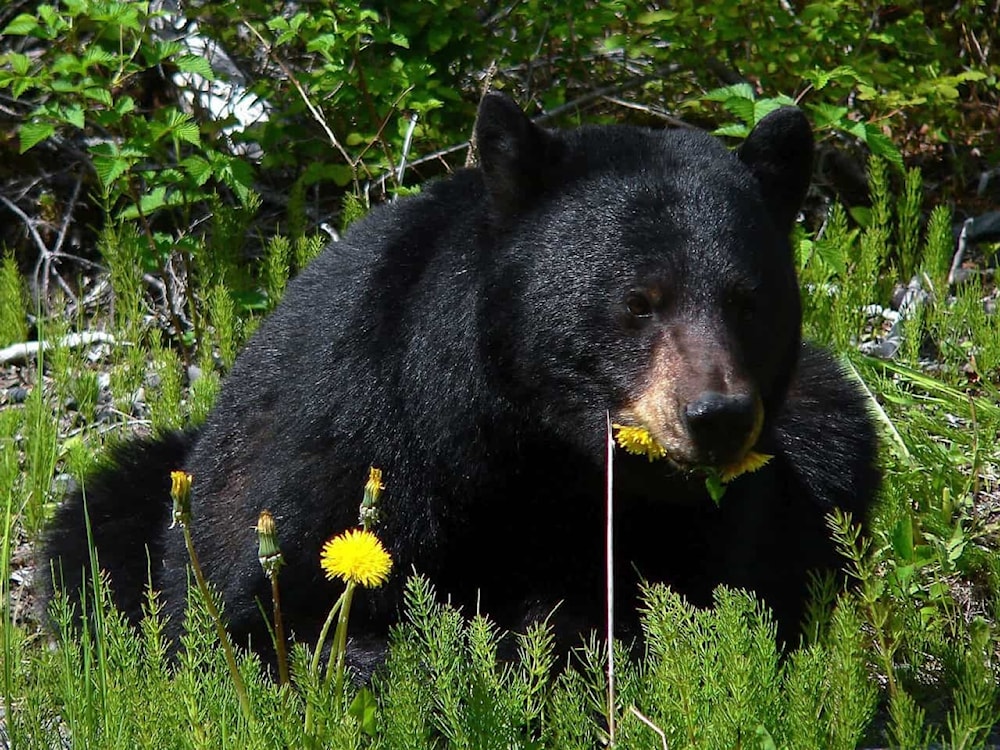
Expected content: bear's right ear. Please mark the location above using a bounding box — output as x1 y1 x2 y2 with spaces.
475 91 554 213
737 107 814 234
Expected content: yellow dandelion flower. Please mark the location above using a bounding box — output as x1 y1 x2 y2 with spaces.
613 424 667 462
720 451 773 483
320 528 393 588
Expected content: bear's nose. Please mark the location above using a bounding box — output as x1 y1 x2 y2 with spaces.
683 391 758 466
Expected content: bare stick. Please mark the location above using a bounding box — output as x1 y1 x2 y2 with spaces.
948 218 973 287
0 331 119 365
242 21 356 171
0 193 52 300
53 173 84 257
395 112 420 186
535 63 684 124
605 411 616 745
628 706 668 750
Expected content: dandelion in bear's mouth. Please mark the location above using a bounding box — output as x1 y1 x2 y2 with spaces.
612 424 668 462
320 528 393 588
719 450 772 482
612 423 772 481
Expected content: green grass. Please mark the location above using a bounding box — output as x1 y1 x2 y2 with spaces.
2 164 999 747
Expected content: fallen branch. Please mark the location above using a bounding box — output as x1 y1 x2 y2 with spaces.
0 332 119 366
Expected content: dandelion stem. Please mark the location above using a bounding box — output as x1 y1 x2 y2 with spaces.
305 591 346 736
181 525 254 725
270 574 290 685
327 581 357 702
605 411 617 745
310 591 346 679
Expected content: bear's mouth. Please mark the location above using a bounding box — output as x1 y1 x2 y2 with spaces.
611 398 770 481
612 422 772 483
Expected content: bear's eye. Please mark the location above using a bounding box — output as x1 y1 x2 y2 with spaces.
624 290 654 319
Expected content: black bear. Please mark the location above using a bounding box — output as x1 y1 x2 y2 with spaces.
44 92 879 666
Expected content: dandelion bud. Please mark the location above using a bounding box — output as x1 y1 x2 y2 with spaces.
256 509 284 578
169 470 193 528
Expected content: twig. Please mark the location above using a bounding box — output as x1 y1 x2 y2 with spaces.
601 96 695 129
395 112 419 187
466 61 499 168
242 21 356 173
535 63 684 124
53 173 83 257
605 411 616 745
0 193 51 297
628 706 668 750
0 332 119 365
948 218 974 286
377 62 691 189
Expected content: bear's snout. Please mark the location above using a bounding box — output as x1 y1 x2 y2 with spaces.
683 391 762 467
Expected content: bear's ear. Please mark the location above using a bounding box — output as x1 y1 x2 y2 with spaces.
475 91 554 213
737 107 814 233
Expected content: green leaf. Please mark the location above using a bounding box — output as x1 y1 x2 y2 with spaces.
848 206 871 227
3 14 39 35
210 154 256 205
808 102 849 129
803 65 862 90
83 87 114 107
90 143 134 187
129 186 169 217
703 83 756 102
752 96 794 124
755 724 778 750
176 55 215 80
115 96 136 115
92 155 130 188
19 121 55 152
890 517 914 562
175 120 200 146
8 52 32 76
60 104 85 129
637 10 676 24
301 161 355 187
427 24 451 52
712 123 750 138
723 96 756 127
863 127 905 172
813 236 850 275
181 155 213 186
705 474 726 506
348 688 378 736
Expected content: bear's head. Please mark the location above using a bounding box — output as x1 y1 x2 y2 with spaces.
476 92 812 474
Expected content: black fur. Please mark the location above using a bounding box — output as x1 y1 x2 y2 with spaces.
44 93 879 662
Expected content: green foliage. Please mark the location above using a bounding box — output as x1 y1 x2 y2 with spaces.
897 167 923 281
22 362 59 537
923 205 954 292
148 330 185 432
294 234 326 272
705 83 905 168
264 235 291 311
207 283 238 371
0 251 28 347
